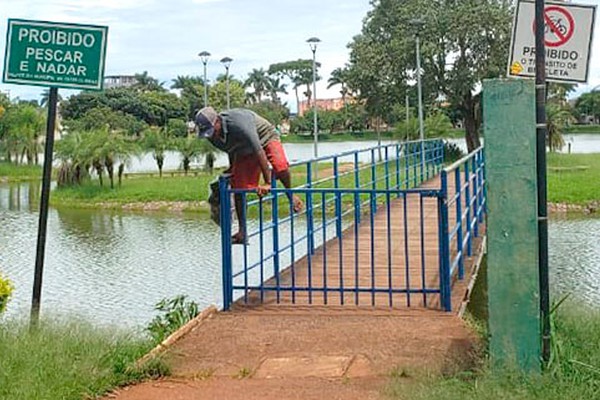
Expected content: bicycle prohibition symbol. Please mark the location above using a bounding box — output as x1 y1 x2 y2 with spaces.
533 5 575 48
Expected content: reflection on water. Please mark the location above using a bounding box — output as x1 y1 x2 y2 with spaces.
0 182 221 328
550 214 600 307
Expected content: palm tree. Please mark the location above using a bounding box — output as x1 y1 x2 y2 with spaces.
142 126 171 177
174 135 204 175
327 67 350 104
267 77 287 103
133 71 165 92
546 103 574 152
244 69 270 103
40 89 64 108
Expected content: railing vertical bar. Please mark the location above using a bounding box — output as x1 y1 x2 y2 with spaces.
307 162 315 255
455 168 464 280
413 144 418 187
354 152 361 224
371 148 377 213
259 197 265 304
404 144 410 189
403 193 411 307
354 186 360 306
219 176 232 310
370 190 376 306
242 192 249 304
465 159 472 257
439 171 452 311
472 154 479 238
334 157 342 238
386 190 393 307
396 144 401 198
271 175 281 303
420 194 427 307
321 192 328 305
289 191 298 304
337 191 344 305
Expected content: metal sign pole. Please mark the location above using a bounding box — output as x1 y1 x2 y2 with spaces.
534 0 551 365
30 87 58 326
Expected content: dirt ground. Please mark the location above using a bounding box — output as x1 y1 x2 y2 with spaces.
105 306 477 400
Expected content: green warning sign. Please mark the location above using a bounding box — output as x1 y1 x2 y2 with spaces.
3 19 108 90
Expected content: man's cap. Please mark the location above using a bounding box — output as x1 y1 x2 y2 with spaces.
195 107 218 138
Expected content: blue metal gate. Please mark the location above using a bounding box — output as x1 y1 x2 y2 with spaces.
219 140 485 311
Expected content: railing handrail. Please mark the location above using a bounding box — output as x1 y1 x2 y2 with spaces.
443 145 484 173
288 138 443 167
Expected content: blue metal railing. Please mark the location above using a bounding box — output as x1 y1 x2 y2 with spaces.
439 146 486 311
219 139 485 311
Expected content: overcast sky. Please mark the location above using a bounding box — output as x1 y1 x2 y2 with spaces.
0 0 598 109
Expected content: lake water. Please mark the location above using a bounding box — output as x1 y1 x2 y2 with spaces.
2 136 600 328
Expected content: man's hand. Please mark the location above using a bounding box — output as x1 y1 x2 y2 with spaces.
256 185 271 197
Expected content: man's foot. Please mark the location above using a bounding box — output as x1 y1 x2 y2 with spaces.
232 231 247 245
292 195 304 213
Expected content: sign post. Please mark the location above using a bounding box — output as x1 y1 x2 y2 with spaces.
506 0 596 366
2 19 108 325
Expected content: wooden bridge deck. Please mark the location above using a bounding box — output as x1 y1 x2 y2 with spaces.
239 173 486 312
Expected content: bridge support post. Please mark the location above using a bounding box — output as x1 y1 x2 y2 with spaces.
484 79 540 372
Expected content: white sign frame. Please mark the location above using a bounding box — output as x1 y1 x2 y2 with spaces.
508 0 596 83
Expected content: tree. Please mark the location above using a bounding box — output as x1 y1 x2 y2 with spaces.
347 0 513 152
244 68 270 103
208 78 246 111
133 71 165 92
0 103 45 164
171 75 206 120
575 90 600 124
267 76 287 104
269 60 320 113
40 89 63 107
327 67 351 104
142 127 171 177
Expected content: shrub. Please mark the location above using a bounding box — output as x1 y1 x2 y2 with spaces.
146 295 199 343
0 272 14 315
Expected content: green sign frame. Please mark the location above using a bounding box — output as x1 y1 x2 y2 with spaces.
3 19 108 90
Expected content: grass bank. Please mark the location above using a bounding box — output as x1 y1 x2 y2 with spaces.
51 173 217 211
565 124 600 134
0 162 42 182
548 153 600 205
0 319 168 400
389 307 600 400
281 129 464 143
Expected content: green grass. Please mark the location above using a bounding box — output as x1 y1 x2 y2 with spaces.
565 125 600 134
548 153 600 205
0 319 169 400
51 173 217 210
281 129 465 143
0 162 42 181
389 308 600 400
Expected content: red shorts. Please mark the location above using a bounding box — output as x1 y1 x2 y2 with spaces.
230 140 290 189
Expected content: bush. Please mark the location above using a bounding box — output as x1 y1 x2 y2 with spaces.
146 295 199 343
0 272 14 315
444 141 465 163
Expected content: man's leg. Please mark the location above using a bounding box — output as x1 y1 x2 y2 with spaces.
231 154 261 244
232 193 246 244
265 141 303 212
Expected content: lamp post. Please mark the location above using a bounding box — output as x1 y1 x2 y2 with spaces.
307 37 321 162
410 18 425 174
220 56 233 109
198 51 210 108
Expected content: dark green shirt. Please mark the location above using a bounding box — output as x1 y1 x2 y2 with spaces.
208 109 279 157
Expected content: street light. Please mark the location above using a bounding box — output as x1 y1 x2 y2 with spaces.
220 56 233 109
198 51 210 108
409 18 425 174
307 37 320 162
